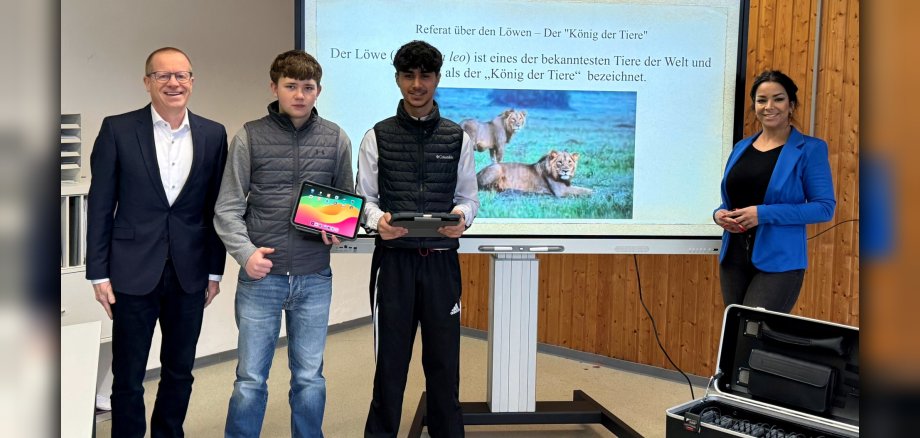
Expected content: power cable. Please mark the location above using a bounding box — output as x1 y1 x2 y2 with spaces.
807 218 859 240
633 254 696 400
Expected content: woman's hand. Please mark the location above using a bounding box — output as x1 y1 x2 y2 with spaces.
714 209 746 233
725 206 759 231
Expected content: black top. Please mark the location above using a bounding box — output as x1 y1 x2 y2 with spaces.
725 144 784 212
373 100 464 249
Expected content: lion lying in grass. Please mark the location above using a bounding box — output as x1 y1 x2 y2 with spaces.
476 150 593 197
461 109 527 163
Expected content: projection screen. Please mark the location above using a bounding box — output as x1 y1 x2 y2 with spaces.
297 0 749 253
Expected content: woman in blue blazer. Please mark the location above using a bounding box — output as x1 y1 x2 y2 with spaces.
713 70 836 312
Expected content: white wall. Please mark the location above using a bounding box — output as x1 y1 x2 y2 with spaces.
61 0 372 369
62 0 291 150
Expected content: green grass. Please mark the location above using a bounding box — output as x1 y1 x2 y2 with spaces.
474 114 635 220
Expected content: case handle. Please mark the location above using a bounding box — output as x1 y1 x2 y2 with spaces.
744 320 846 356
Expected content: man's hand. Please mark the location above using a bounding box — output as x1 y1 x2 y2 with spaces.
321 231 341 246
438 211 467 238
93 281 116 320
377 213 408 240
245 247 275 279
205 280 220 308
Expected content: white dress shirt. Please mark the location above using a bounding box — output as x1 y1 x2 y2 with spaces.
151 107 193 206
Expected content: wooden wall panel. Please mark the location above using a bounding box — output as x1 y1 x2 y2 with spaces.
458 254 490 331
789 0 818 131
459 0 859 378
595 257 614 357
842 0 859 327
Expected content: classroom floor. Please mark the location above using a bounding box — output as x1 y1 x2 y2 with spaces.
95 323 698 437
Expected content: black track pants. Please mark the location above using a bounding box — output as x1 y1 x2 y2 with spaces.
365 246 464 438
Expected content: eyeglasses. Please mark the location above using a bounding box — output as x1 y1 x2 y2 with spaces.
147 71 193 83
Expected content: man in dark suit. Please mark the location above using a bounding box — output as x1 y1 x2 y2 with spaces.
86 47 228 438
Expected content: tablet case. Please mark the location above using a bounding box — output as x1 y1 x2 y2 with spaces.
290 180 365 240
665 305 859 438
390 212 461 238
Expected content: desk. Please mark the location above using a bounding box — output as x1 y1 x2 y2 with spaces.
61 321 101 438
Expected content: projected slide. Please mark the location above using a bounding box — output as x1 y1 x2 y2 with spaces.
437 87 636 220
304 0 743 237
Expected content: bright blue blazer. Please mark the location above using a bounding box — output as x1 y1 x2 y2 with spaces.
716 127 836 272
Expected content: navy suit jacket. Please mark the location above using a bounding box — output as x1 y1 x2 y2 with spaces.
716 127 836 272
86 105 228 295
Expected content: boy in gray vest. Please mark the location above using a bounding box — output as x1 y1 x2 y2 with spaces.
214 50 353 438
356 40 479 438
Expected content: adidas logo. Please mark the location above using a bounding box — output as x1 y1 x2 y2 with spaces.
449 303 461 316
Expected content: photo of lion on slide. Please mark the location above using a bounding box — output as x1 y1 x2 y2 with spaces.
435 88 636 219
477 150 592 197
460 109 527 163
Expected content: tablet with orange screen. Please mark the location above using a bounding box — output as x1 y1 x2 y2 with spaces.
290 180 366 240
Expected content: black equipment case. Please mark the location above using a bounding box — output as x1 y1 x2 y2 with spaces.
665 305 859 437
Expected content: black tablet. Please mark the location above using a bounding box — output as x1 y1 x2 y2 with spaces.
290 180 366 241
389 212 461 238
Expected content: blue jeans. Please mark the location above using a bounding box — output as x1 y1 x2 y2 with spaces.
225 268 333 438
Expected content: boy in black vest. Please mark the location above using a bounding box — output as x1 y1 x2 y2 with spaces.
356 40 479 438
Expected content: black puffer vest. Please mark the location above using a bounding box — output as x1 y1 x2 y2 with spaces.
245 102 344 274
374 101 462 249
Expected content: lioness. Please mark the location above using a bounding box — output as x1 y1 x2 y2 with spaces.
476 150 593 197
460 109 527 163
